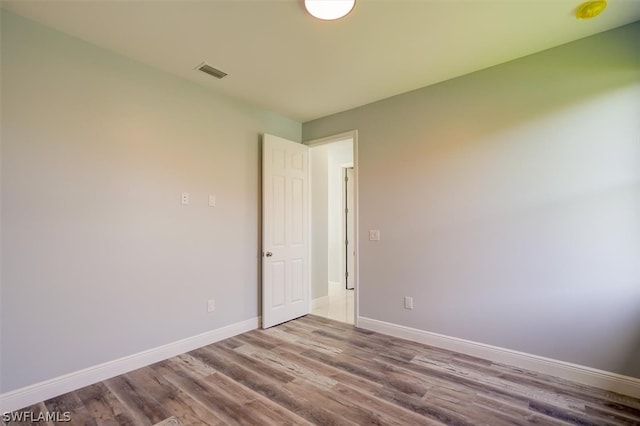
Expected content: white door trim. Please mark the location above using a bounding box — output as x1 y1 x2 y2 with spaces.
305 130 359 326
344 166 355 290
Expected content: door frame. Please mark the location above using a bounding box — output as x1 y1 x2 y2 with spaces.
305 130 359 326
343 166 355 290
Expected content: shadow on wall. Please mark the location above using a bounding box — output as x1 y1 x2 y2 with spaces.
257 134 264 317
622 326 640 379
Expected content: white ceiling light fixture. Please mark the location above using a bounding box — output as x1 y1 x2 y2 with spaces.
305 0 356 21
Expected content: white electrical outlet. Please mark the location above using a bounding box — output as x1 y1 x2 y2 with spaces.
181 192 190 205
207 299 215 312
404 296 413 310
208 195 216 207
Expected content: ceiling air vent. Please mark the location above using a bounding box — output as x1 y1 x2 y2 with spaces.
196 63 228 79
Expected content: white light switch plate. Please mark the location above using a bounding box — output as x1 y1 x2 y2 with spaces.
369 230 380 241
404 296 414 310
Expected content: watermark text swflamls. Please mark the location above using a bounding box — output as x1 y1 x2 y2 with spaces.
2 411 71 423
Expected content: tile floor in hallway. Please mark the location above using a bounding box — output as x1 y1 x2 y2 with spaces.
311 281 354 324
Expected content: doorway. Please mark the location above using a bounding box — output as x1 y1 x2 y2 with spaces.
308 132 357 325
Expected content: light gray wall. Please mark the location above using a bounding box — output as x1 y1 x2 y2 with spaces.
304 23 640 378
0 11 301 393
310 145 329 299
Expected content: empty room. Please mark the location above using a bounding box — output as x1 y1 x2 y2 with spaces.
1 1 639 424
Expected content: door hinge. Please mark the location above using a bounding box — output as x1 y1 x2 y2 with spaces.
345 207 349 214
346 271 349 278
345 176 349 182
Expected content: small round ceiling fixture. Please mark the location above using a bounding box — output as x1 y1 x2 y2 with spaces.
575 0 607 19
305 0 356 21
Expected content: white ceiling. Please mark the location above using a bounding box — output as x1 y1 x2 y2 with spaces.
3 0 640 122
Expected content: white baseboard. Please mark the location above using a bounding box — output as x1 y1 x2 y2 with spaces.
311 295 329 309
357 316 640 399
0 317 259 413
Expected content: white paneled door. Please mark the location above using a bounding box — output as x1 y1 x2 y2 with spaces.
262 134 310 328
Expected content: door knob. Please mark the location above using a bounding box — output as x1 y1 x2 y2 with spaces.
265 251 273 257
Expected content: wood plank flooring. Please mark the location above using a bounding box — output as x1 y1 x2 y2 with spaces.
4 315 640 425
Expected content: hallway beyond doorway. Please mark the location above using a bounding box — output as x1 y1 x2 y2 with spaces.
309 134 356 326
